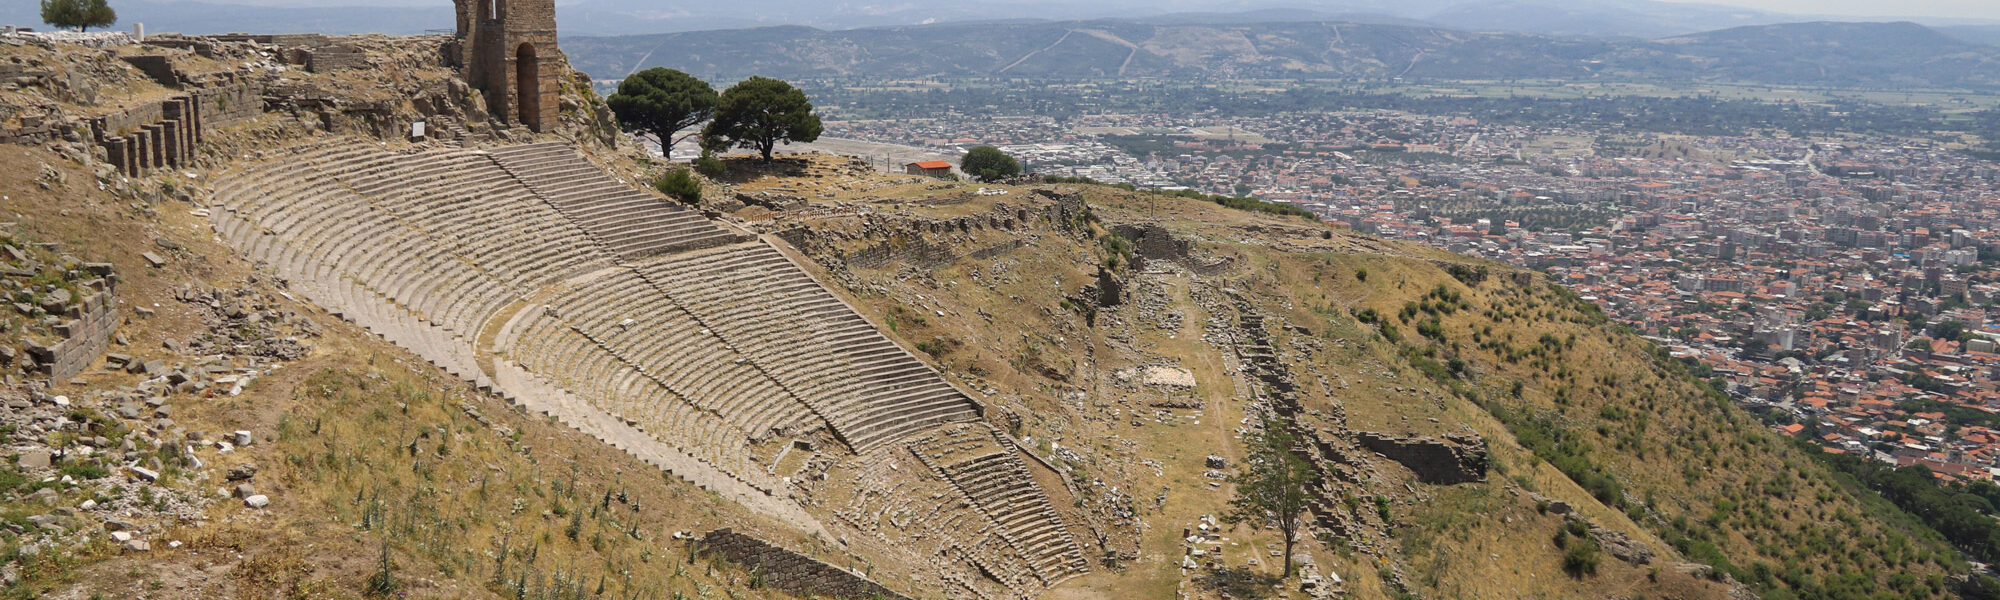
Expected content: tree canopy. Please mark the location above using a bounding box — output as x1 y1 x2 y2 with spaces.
41 0 116 32
960 146 1021 182
701 76 822 163
606 68 716 155
1222 415 1316 577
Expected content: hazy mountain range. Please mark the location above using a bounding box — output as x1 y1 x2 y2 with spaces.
563 19 2000 89
7 0 2000 90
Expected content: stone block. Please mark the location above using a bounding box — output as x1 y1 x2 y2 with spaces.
16 450 50 469
697 529 910 600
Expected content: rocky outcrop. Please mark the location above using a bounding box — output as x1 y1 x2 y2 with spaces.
1355 432 1488 485
1572 517 1654 565
696 529 911 600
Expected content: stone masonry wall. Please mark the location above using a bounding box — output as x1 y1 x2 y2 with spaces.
91 82 258 177
198 84 262 126
1356 432 1488 485
453 0 559 131
25 269 117 383
697 529 911 600
1110 223 1192 269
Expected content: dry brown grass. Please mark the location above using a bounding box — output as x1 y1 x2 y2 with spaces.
773 165 1956 599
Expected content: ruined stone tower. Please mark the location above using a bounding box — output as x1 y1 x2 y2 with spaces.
452 0 558 132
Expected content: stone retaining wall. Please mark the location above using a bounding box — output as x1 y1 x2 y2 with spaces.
1111 223 1192 269
91 82 258 177
1356 432 1487 485
0 114 61 146
696 529 910 600
120 55 181 86
26 273 117 383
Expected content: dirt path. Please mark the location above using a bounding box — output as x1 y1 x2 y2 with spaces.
998 29 1074 75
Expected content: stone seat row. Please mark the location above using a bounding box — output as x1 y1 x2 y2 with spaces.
636 243 980 451
211 142 621 340
212 154 518 339
209 208 490 389
488 359 819 528
831 462 1040 591
338 149 610 298
205 139 848 527
542 269 814 441
504 307 776 490
938 451 1091 584
258 141 976 453
487 143 741 261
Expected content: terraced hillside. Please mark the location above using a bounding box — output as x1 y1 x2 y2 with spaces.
204 139 1083 599
0 30 1985 598
2 130 1975 599
718 155 1974 600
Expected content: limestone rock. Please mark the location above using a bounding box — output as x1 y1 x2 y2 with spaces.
16 449 50 469
1589 525 1654 565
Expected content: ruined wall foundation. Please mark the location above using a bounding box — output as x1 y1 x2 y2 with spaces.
696 529 912 600
1356 432 1488 485
90 83 258 178
24 266 117 383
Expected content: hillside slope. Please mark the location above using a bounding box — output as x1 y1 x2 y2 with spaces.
707 156 1969 599
0 32 1978 600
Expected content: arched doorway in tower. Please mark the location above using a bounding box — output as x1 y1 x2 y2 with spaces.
515 42 540 132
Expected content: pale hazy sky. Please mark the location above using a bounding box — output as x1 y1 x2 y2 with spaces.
1656 0 2000 20
212 0 2000 22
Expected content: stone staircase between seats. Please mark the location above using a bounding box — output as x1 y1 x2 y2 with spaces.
908 424 1091 587
487 142 746 262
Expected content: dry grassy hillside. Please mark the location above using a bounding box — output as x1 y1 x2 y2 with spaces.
0 132 817 600
0 140 1964 600
716 154 1966 600
0 32 1972 600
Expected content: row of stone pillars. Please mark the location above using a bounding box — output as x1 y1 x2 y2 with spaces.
96 94 204 178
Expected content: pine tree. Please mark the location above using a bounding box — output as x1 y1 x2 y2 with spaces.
1222 415 1317 577
701 77 822 162
41 0 116 32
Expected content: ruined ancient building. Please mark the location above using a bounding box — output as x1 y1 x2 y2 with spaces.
206 140 1088 599
452 0 558 132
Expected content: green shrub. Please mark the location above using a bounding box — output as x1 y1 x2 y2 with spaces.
1562 535 1601 577
0 467 30 495
694 152 725 177
60 461 109 480
654 168 702 204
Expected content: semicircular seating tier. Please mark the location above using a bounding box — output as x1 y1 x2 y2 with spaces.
207 139 980 458
205 139 1084 596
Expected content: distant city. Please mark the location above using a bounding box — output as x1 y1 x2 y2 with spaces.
823 102 2000 482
